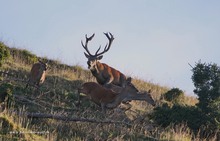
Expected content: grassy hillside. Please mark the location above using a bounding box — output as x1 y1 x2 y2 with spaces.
0 42 202 140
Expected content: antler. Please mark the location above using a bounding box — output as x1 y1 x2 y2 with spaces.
81 32 114 58
94 32 114 57
81 33 95 57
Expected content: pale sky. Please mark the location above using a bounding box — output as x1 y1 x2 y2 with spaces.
1 1 220 96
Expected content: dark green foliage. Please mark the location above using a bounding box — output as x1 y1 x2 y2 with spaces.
163 88 184 105
151 104 203 131
0 42 10 66
0 83 14 110
191 61 220 132
192 62 220 111
0 83 13 103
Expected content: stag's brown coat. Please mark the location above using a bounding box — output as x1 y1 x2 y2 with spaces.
91 62 127 87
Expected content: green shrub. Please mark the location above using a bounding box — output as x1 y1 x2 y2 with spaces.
0 42 10 66
151 104 203 131
0 83 14 110
163 88 184 105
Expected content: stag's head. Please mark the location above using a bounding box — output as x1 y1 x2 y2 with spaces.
81 32 114 70
38 59 48 71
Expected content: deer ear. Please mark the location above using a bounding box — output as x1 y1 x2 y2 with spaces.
97 55 103 60
127 77 132 82
38 58 42 63
84 52 90 58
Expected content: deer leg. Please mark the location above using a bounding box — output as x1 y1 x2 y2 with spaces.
104 75 114 86
37 81 41 87
106 99 122 109
121 102 132 111
106 91 127 109
25 79 30 89
25 83 29 89
76 90 81 106
101 103 106 114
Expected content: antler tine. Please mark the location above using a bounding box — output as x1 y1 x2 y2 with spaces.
94 32 114 57
95 45 101 56
104 32 114 40
104 32 114 50
86 33 95 41
81 33 95 56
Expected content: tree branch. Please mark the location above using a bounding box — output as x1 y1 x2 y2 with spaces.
26 112 131 126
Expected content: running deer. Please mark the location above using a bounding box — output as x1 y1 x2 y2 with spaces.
81 32 128 87
77 79 155 113
25 59 48 89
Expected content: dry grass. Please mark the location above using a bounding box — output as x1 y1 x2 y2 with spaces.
0 110 47 141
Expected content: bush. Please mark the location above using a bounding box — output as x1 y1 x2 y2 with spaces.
163 88 184 105
151 104 202 131
0 42 10 66
0 83 14 110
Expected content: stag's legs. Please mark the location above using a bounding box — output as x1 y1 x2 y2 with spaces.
25 79 30 89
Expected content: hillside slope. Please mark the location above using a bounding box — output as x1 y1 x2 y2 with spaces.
0 43 198 140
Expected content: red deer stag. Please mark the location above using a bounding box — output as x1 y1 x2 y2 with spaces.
25 59 48 89
78 79 155 113
81 32 128 87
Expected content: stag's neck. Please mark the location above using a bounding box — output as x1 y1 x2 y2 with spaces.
91 61 103 75
89 62 104 85
96 61 104 70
